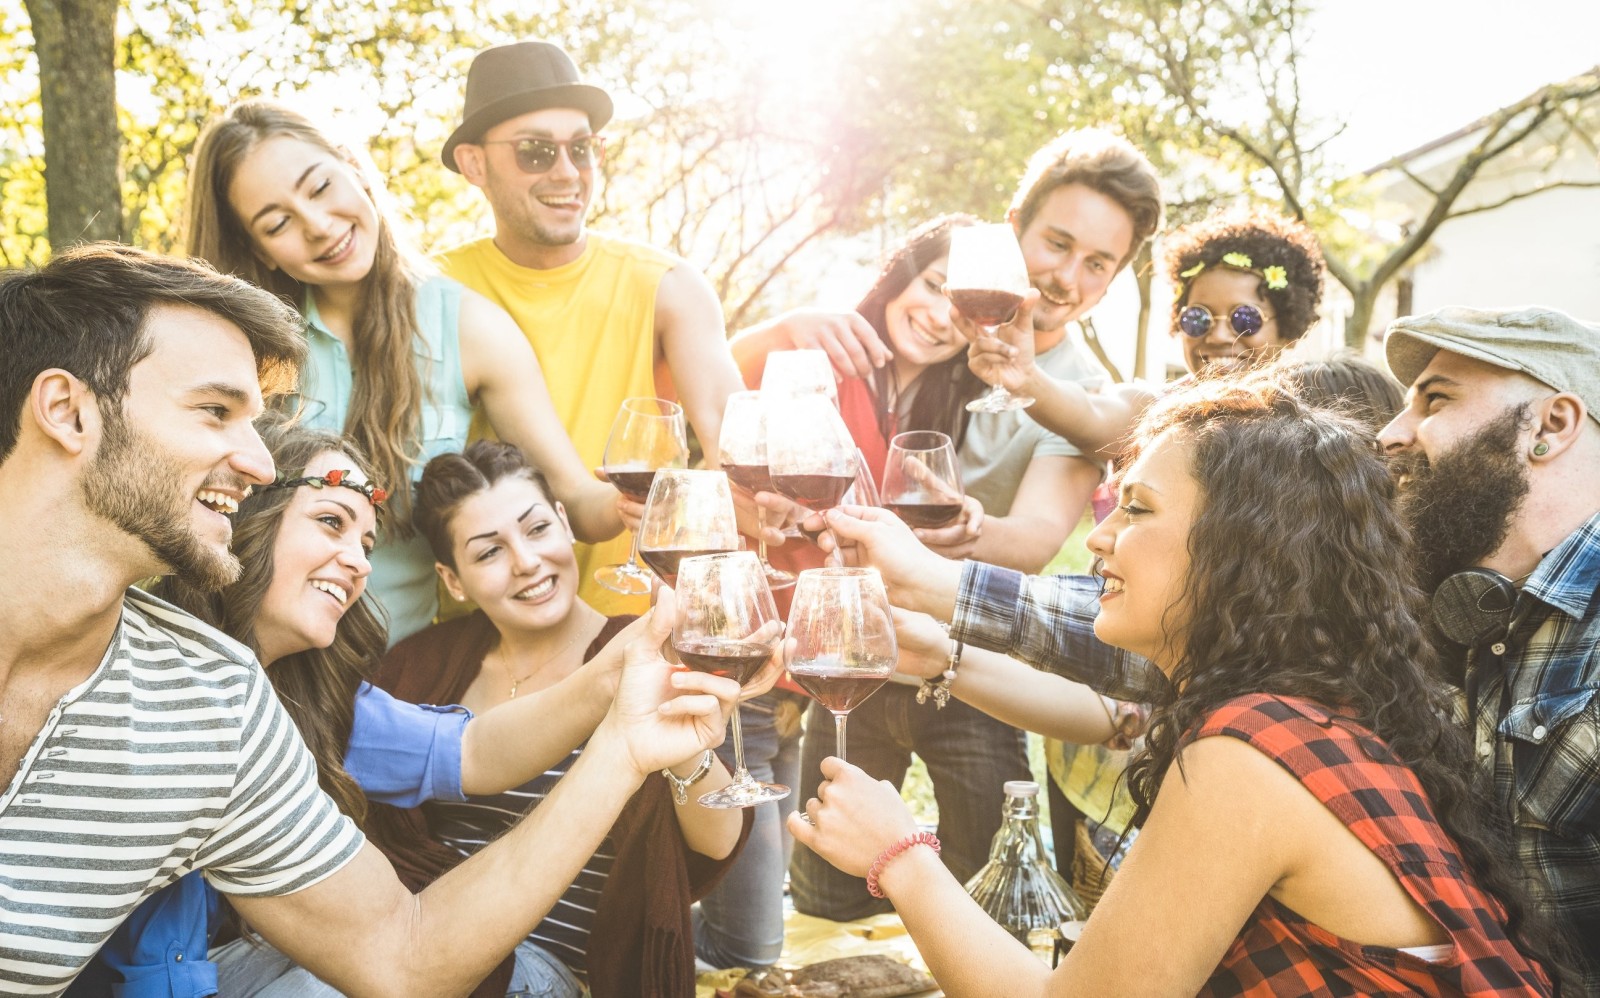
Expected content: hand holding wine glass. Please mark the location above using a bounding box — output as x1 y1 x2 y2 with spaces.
672 552 791 808
638 469 742 587
881 430 965 529
786 567 898 763
596 398 689 595
946 223 1035 413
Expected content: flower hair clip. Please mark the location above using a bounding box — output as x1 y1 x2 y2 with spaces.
268 469 388 509
1179 252 1288 291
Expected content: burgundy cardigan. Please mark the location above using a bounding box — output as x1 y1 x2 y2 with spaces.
368 611 752 998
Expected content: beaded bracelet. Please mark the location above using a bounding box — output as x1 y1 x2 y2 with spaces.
866 831 941 898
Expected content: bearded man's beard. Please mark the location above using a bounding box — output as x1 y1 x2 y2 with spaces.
1392 403 1532 593
81 407 242 591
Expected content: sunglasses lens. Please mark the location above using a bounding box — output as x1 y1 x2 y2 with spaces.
1230 305 1265 337
1179 306 1213 338
568 139 595 168
514 140 558 173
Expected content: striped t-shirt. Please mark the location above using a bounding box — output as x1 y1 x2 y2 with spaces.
0 589 364 996
424 745 614 979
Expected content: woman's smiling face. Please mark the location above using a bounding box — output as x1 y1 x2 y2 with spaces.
438 475 578 635
1085 429 1200 672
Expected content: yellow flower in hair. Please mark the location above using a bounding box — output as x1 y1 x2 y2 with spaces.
1179 262 1206 279
1221 252 1254 269
1262 266 1288 290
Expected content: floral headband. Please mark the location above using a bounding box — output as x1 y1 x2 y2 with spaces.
267 469 388 509
1179 251 1288 292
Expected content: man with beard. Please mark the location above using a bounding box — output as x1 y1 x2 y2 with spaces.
0 244 761 996
1379 305 1600 989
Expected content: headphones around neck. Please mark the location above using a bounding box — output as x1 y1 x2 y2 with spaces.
1431 568 1534 652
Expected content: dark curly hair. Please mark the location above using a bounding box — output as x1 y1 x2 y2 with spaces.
1162 208 1326 341
1119 376 1570 985
856 214 986 446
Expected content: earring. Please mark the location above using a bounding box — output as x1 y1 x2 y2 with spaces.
1533 440 1550 457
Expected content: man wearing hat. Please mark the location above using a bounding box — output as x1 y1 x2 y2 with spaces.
1380 305 1600 987
438 41 746 618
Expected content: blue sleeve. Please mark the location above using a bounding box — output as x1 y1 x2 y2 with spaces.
345 682 472 807
82 872 221 998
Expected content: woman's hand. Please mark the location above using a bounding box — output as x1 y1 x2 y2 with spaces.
909 494 984 560
815 505 963 618
766 307 891 379
892 608 951 680
787 757 919 878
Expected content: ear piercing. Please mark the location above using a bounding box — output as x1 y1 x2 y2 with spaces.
1532 441 1550 457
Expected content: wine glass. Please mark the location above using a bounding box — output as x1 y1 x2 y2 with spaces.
719 391 794 590
637 469 742 587
596 398 690 594
761 349 838 405
672 551 790 808
881 430 965 529
798 447 880 554
786 567 897 762
767 393 858 517
946 223 1034 413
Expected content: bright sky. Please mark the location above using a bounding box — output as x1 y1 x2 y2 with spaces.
1298 0 1600 170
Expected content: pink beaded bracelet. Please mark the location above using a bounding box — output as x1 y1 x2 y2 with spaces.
866 831 941 898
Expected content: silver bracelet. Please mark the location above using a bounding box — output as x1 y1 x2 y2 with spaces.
662 749 716 805
915 637 962 709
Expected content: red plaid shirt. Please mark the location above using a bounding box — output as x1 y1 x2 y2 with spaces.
1195 695 1551 997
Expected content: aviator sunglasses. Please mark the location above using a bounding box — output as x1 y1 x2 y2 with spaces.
481 135 606 175
1178 303 1270 339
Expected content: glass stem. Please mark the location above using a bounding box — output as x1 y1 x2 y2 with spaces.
728 704 751 781
756 506 770 566
625 525 645 570
834 711 848 762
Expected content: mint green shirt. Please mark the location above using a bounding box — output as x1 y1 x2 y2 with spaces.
293 275 472 644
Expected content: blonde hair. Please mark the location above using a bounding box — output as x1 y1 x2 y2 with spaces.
186 99 429 536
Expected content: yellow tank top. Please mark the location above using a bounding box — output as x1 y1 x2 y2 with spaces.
441 232 675 615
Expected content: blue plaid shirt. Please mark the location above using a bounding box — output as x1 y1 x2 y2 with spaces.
949 560 1172 705
1472 512 1600 989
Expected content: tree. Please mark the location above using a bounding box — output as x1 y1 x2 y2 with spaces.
1041 0 1600 347
22 0 120 250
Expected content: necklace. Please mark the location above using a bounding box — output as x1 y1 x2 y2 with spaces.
493 630 584 699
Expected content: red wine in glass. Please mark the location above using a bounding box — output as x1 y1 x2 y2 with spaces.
885 500 964 529
788 656 893 712
641 547 739 586
948 288 1023 326
722 463 775 495
672 637 775 685
772 472 854 511
605 467 659 503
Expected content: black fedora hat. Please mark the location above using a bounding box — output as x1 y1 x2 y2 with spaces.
442 41 614 174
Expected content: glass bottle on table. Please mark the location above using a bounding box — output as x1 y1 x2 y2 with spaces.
945 222 1034 413
718 391 794 591
637 469 742 588
595 398 689 595
672 551 790 809
881 429 965 529
964 780 1088 961
785 567 897 763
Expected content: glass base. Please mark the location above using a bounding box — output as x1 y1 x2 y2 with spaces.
967 388 1036 413
763 564 797 590
594 562 655 595
699 778 791 809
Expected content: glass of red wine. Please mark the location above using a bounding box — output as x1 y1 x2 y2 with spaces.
595 398 690 595
672 551 790 808
760 349 838 406
719 391 795 591
881 430 965 529
785 567 897 763
768 392 858 518
946 222 1035 413
638 469 742 587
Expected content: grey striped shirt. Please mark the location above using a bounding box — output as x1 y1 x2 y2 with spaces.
0 589 363 996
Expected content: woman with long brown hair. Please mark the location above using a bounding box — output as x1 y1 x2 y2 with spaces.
797 376 1563 995
81 418 755 998
187 98 621 644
